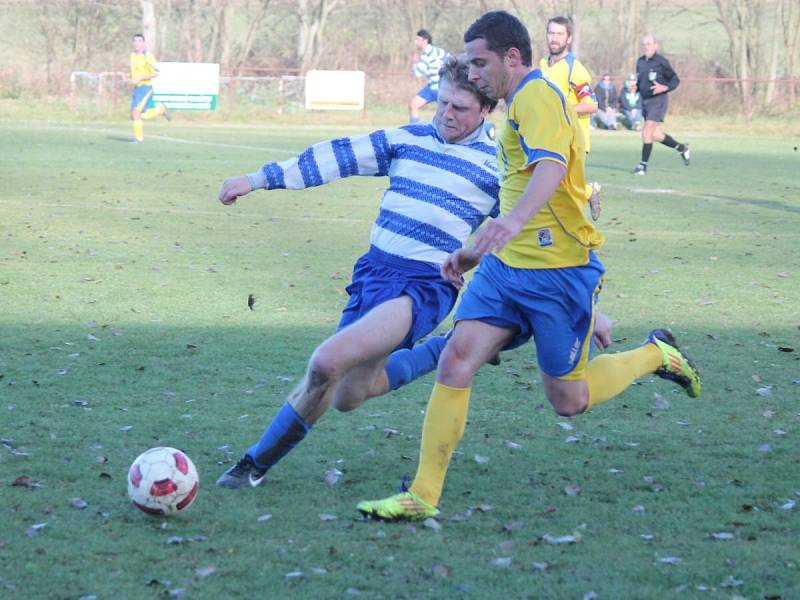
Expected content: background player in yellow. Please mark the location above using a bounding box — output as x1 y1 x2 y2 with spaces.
129 33 170 144
357 10 702 521
539 16 602 221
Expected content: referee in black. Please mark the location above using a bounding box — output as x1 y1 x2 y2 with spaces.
634 34 690 175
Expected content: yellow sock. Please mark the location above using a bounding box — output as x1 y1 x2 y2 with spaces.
585 344 661 409
141 105 164 120
409 383 470 506
132 119 144 142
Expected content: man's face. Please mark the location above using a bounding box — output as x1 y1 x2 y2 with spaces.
642 36 657 58
546 23 571 57
414 35 428 50
132 36 145 53
434 81 488 143
465 38 510 101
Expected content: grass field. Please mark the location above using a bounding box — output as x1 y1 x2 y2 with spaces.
1 116 799 599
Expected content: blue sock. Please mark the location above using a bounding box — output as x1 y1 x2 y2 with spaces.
246 402 311 470
385 335 447 391
409 116 420 124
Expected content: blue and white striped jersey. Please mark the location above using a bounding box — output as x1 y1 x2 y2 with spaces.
412 45 448 89
249 123 499 266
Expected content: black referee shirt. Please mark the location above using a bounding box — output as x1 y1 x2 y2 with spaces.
636 53 680 100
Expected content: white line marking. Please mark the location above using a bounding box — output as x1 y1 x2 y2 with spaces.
1 122 296 155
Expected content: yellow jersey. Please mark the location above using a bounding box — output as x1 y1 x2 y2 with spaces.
495 70 604 269
539 54 596 152
130 50 159 87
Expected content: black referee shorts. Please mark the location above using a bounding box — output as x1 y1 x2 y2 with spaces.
642 94 668 122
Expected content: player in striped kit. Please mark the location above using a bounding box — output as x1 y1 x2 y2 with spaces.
216 56 500 489
409 29 449 123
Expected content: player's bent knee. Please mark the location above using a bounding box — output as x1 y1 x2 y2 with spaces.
306 352 342 388
544 380 589 417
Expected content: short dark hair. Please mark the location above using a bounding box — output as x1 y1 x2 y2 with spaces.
464 11 532 67
438 55 498 111
133 33 145 40
416 29 432 44
546 16 574 37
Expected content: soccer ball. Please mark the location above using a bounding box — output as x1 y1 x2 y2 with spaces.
127 447 199 516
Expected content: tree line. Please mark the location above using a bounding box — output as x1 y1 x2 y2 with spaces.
1 0 798 113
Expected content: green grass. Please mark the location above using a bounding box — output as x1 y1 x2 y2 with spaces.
1 117 799 599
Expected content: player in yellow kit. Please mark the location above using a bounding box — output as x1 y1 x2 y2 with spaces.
539 16 602 220
357 10 701 521
129 33 170 144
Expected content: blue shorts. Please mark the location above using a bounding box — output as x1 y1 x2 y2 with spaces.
131 85 155 112
338 246 458 350
415 84 438 104
454 253 605 379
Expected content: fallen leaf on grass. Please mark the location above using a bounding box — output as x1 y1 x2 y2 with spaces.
423 518 441 531
285 570 304 580
506 441 522 450
654 393 670 410
556 422 574 431
474 454 489 464
564 484 581 497
492 557 512 568
504 520 524 532
431 564 449 578
656 556 682 564
194 566 216 578
12 475 34 487
778 346 795 353
257 514 273 522
780 500 796 510
318 514 337 521
531 561 552 571
543 534 577 545
719 575 744 588
71 497 88 509
498 540 514 552
710 532 735 540
756 386 773 397
26 523 47 537
324 468 343 487
168 589 186 598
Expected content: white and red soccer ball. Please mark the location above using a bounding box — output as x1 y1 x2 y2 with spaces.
127 447 199 516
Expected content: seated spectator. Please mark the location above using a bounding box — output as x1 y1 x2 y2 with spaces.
620 74 643 130
593 73 619 130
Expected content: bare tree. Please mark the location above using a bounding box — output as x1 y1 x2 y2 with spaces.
141 0 156 52
295 0 341 71
780 0 800 106
713 0 775 114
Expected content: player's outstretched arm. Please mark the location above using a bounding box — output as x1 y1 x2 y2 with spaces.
218 176 253 205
